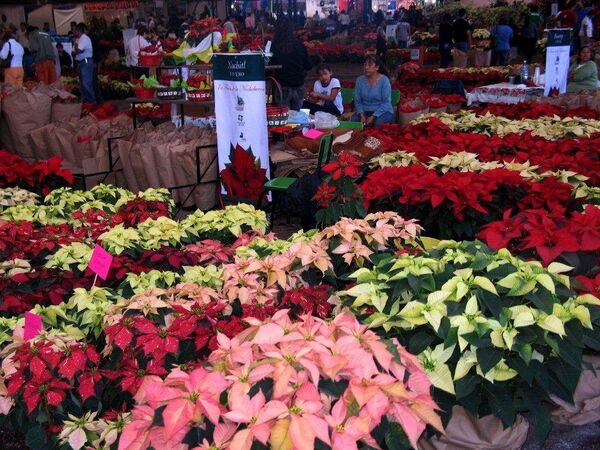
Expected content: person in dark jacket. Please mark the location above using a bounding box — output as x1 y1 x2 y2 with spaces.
269 17 312 111
439 13 453 68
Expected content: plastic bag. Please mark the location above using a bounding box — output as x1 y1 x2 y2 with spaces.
314 111 340 129
288 110 310 125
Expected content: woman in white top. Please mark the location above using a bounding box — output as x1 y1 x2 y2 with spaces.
127 25 150 67
1 31 24 86
302 63 344 116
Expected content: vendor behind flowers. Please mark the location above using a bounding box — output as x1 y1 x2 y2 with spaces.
567 46 598 92
351 55 394 127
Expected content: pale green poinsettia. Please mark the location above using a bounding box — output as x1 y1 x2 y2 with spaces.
124 270 179 294
439 268 498 301
509 304 567 336
0 258 31 278
388 254 444 280
137 216 188 249
98 225 141 255
454 350 518 383
45 242 94 271
488 319 518 350
341 282 389 312
419 344 456 394
450 295 489 350
0 317 21 346
182 204 268 236
497 263 563 296
0 187 38 211
399 290 449 331
182 265 224 290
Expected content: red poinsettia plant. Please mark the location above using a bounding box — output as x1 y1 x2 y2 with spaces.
220 144 267 202
315 151 366 227
0 151 73 195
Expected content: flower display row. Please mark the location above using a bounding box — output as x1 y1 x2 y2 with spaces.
414 111 600 140
367 117 600 184
0 150 73 195
0 197 452 448
0 193 597 448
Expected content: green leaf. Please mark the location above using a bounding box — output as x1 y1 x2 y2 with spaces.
408 331 436 355
384 421 412 450
455 375 477 399
444 326 459 349
520 387 552 443
26 425 50 450
527 292 554 314
516 343 533 365
476 347 503 374
485 383 516 427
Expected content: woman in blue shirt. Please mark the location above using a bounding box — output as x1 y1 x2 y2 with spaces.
351 56 395 127
491 17 513 66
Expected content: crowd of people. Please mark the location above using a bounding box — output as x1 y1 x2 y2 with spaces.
0 1 598 111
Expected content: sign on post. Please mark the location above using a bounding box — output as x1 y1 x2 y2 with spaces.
213 53 270 195
544 29 572 96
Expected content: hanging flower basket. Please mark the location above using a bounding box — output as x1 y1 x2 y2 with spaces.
133 87 156 100
138 54 161 67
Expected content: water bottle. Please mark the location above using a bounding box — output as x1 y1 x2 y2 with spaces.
520 60 530 83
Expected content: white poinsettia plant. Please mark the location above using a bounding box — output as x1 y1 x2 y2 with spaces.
335 239 600 441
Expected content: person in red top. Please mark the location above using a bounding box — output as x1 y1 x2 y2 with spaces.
556 2 577 30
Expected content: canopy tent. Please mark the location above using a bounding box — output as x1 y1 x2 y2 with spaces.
0 5 25 29
27 4 55 30
53 7 85 35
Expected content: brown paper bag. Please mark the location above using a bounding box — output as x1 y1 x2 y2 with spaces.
140 141 163 189
2 88 52 158
452 49 469 68
473 50 492 67
0 116 14 151
51 102 82 123
129 144 151 191
46 125 78 165
117 140 141 193
551 355 600 426
153 142 181 203
418 406 529 450
27 124 52 160
172 142 218 210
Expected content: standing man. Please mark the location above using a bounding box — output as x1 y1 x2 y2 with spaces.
438 13 453 68
339 10 350 32
395 18 411 48
72 23 96 104
452 8 472 53
28 26 57 84
491 17 513 66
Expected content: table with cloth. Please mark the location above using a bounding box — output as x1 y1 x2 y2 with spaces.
466 82 544 105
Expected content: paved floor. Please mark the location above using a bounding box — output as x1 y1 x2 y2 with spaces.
524 420 600 450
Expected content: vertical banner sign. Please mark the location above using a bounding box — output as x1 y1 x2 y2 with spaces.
544 29 572 96
213 53 270 195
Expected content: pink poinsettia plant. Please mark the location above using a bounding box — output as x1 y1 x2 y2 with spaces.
120 311 443 450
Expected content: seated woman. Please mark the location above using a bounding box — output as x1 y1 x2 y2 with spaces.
302 63 344 116
351 55 395 127
567 46 598 93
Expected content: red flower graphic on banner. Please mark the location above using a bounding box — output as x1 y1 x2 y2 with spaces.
220 144 267 201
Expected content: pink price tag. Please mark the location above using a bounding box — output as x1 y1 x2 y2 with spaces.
24 312 42 341
303 129 324 140
88 244 113 280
